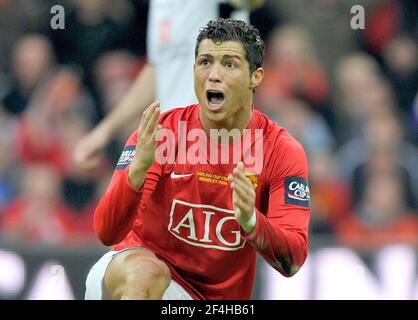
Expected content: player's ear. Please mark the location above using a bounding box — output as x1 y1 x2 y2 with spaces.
250 67 264 90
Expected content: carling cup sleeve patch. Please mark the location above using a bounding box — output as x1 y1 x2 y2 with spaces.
116 146 136 170
284 176 310 208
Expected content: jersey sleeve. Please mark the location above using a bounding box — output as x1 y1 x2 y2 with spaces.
246 137 310 277
93 131 143 246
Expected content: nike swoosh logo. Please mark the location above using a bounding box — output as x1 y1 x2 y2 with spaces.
170 172 193 179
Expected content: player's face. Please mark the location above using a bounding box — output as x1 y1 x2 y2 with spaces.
194 39 263 131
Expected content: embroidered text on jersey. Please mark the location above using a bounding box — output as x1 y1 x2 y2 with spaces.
197 171 229 186
197 171 258 189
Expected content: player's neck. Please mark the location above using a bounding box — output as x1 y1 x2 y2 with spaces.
200 105 253 143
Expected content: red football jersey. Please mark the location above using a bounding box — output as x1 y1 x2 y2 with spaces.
94 104 310 299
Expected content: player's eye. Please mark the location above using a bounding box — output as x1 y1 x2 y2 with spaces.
199 59 210 66
226 62 236 69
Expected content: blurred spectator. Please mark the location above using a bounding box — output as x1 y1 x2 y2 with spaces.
362 0 418 57
363 0 402 56
59 100 104 213
49 0 141 96
336 170 418 250
269 0 381 75
94 50 143 148
382 35 418 117
352 148 417 210
333 52 392 142
0 104 19 211
337 111 418 210
1 34 56 116
309 151 352 235
0 138 16 212
0 164 76 246
95 50 141 113
269 98 335 157
0 0 49 72
11 66 100 212
14 67 97 173
257 25 329 111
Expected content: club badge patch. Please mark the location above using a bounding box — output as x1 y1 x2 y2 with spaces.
285 176 310 208
116 146 136 170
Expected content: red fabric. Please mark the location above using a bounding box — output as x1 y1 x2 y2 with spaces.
310 179 352 226
73 201 100 243
337 211 418 250
94 104 310 299
364 0 401 54
1 198 76 244
15 119 67 173
258 59 329 106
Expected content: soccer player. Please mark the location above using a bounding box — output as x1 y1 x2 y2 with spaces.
85 18 310 300
73 0 264 171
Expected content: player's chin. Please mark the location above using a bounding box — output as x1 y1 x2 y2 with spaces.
204 106 228 123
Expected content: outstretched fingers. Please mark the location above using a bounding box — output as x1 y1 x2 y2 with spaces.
229 162 256 222
138 101 160 138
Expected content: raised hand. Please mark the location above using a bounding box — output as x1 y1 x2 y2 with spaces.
228 161 256 233
128 101 161 188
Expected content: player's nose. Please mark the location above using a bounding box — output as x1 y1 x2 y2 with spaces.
208 63 222 83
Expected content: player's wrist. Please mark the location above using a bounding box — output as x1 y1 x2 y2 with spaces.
128 161 148 189
239 209 257 233
131 153 154 172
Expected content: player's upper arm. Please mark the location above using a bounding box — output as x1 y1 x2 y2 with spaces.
107 130 138 190
266 135 310 270
269 134 309 204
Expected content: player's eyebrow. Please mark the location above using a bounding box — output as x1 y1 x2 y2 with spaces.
197 53 213 59
197 53 242 60
222 54 242 61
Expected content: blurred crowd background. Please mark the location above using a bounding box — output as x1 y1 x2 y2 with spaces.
0 0 418 298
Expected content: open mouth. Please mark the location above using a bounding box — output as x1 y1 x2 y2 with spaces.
206 90 225 111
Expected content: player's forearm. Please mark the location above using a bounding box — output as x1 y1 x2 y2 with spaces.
94 170 143 246
97 63 156 137
246 209 308 277
128 161 149 189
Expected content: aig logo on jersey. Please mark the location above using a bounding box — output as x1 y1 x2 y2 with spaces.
116 146 136 170
285 176 310 208
168 199 246 251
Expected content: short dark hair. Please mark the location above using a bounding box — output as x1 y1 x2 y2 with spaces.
195 18 265 73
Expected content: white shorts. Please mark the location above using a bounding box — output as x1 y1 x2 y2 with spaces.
85 249 193 300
